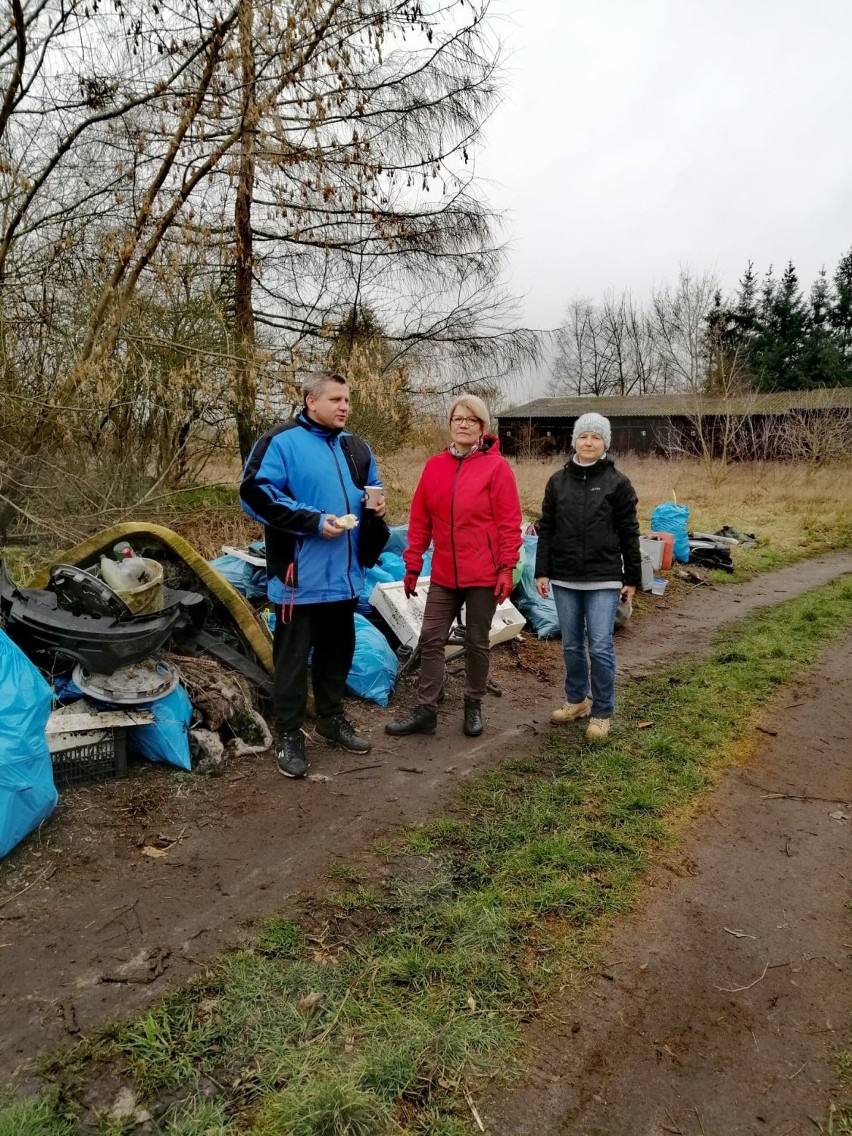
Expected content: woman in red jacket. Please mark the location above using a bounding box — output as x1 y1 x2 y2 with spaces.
385 394 522 738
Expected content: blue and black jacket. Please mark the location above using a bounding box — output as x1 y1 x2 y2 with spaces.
239 413 380 605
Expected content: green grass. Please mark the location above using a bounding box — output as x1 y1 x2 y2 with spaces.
818 1104 852 1136
9 576 852 1135
710 541 797 582
158 484 240 513
156 1100 234 1135
0 1092 75 1136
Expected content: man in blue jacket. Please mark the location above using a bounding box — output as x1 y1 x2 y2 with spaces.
240 372 386 778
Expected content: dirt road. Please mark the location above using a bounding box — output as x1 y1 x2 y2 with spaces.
483 632 852 1136
1 550 851 1084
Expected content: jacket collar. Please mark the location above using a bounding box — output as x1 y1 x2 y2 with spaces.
296 410 344 439
567 454 612 477
447 432 499 459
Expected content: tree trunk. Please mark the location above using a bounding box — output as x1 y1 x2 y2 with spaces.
233 0 258 464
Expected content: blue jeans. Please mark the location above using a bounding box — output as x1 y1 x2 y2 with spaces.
551 586 620 719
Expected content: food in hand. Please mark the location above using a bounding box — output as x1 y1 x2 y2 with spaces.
334 513 359 530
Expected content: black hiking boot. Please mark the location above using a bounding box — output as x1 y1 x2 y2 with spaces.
463 700 483 737
276 732 307 778
384 707 438 736
316 715 371 755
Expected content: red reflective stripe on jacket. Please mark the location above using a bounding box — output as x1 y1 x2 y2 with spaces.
403 435 522 589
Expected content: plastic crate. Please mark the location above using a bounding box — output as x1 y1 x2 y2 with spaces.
49 727 128 789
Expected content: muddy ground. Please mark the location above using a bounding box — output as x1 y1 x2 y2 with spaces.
483 632 851 1136
1 550 851 1114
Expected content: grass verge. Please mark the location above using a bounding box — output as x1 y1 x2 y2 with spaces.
6 576 852 1135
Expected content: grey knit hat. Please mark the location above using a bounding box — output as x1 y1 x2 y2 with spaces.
572 412 611 450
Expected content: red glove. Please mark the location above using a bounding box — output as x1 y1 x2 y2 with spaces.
494 567 514 604
403 571 419 598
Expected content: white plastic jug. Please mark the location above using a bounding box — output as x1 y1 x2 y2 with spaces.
99 554 149 591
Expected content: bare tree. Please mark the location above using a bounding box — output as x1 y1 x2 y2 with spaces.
552 289 668 397
649 266 719 392
550 297 617 396
0 0 537 531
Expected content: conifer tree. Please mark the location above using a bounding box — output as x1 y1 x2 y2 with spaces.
799 268 842 388
828 247 852 383
703 289 741 394
751 262 808 390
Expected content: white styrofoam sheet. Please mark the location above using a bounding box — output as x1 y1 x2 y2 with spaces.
369 578 524 651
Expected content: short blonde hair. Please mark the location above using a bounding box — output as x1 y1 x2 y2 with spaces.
448 394 490 433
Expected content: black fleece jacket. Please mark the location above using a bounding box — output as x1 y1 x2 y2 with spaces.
534 457 642 587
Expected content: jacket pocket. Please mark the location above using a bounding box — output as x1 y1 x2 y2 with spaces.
485 533 498 569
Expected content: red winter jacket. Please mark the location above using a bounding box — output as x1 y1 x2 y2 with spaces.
403 435 522 589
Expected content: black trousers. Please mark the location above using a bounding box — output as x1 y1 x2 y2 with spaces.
272 599 358 736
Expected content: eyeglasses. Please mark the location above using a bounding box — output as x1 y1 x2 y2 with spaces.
450 416 480 426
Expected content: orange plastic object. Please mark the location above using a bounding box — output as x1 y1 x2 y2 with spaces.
646 531 674 571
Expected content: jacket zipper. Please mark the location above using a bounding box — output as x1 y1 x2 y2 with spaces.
329 439 356 599
449 458 463 588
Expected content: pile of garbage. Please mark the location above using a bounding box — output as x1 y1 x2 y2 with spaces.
1 506 758 859
0 522 279 858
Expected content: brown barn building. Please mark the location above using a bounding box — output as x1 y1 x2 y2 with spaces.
497 389 852 459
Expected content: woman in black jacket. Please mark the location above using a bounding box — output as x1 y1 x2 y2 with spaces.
534 413 641 741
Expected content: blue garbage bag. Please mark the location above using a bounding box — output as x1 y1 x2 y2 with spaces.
650 502 691 563
208 554 268 599
512 535 561 638
126 684 193 771
358 558 399 616
384 524 409 556
375 551 406 581
0 630 58 859
346 614 399 706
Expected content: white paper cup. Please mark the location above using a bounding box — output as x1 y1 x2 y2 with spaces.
364 485 383 509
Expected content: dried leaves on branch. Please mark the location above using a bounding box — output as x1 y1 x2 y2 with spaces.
0 0 536 537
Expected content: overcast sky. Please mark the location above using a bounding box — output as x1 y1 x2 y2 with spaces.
476 0 852 347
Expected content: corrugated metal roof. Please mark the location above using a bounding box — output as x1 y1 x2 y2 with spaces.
498 388 852 420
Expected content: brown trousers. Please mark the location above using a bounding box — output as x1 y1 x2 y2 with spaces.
417 583 497 710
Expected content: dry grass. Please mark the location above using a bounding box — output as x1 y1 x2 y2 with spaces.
161 505 260 560
17 447 836 576
381 449 852 564
621 456 852 558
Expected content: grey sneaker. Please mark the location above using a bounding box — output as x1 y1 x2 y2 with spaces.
276 732 307 778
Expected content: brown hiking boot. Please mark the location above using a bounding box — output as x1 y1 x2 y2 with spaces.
550 697 591 724
585 717 611 741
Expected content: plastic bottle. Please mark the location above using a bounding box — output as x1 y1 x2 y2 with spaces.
112 540 134 562
100 546 150 591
